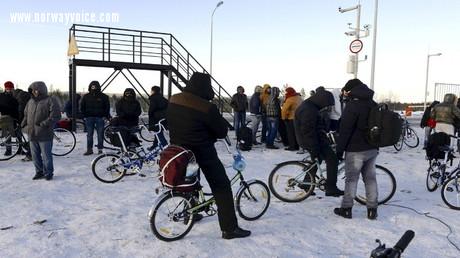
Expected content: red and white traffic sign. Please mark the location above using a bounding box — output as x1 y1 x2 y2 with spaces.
349 39 363 54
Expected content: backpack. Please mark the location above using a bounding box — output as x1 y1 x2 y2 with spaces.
237 127 253 151
366 104 403 147
159 145 200 192
426 132 451 160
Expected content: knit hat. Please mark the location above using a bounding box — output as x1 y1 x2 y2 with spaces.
342 79 363 92
4 81 14 90
285 87 297 99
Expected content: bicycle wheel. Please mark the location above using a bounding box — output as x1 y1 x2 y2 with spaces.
149 191 195 241
441 175 460 210
0 129 21 161
393 134 404 151
91 153 126 183
75 120 87 134
426 161 440 192
103 125 112 145
52 128 76 156
139 126 156 142
404 127 419 148
268 161 316 202
236 180 270 221
355 165 396 205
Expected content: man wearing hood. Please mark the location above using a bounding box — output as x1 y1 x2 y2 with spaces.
230 86 248 137
148 86 168 148
167 72 251 240
249 85 263 144
265 87 281 149
22 81 61 180
80 81 110 155
260 84 271 143
431 93 460 136
334 79 378 220
294 88 343 196
0 81 19 157
115 88 142 127
282 87 302 151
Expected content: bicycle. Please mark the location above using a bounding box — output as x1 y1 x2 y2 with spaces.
91 121 167 183
52 127 76 156
370 230 415 258
148 138 270 241
393 117 419 151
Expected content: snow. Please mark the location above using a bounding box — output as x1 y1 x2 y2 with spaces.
1 126 460 258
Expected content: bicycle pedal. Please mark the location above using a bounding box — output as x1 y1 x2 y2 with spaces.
446 187 454 192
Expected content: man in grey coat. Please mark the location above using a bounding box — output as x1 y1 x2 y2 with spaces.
22 81 61 180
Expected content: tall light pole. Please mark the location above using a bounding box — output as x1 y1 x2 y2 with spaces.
339 3 362 79
424 52 442 110
369 0 379 90
210 1 224 76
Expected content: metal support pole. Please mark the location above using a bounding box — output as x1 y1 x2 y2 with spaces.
167 70 173 99
424 55 431 111
354 4 361 79
369 0 378 90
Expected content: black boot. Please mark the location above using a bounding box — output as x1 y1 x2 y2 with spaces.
325 188 344 197
334 207 352 219
222 226 251 239
32 173 45 180
367 208 378 220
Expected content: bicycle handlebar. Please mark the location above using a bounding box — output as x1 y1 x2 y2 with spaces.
370 230 415 258
393 230 415 255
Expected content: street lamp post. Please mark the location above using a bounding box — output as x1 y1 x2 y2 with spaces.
210 1 224 76
369 0 379 90
424 53 442 111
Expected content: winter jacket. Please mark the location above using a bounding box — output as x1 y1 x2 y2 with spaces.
265 87 281 118
80 84 110 118
64 94 82 118
115 88 142 127
260 84 271 113
420 101 439 128
336 83 378 155
148 92 168 129
294 89 334 156
431 94 460 125
21 82 61 141
230 93 248 112
12 89 31 122
249 92 262 115
282 94 302 120
0 92 19 120
167 72 228 147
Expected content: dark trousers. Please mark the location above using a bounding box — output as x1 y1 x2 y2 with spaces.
85 117 105 150
261 114 268 142
189 145 238 232
278 117 289 146
284 120 298 149
311 144 339 190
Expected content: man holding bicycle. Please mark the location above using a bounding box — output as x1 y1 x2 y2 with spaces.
334 79 379 220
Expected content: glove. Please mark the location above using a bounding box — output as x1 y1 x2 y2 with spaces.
336 152 344 161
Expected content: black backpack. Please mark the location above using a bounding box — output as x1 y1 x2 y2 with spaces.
237 127 253 151
367 104 403 147
426 132 451 160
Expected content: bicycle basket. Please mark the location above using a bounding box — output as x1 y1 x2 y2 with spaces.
159 145 200 192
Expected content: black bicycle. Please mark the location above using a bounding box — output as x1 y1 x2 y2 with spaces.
370 230 415 258
394 118 419 151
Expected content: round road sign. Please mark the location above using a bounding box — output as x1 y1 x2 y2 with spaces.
349 39 363 54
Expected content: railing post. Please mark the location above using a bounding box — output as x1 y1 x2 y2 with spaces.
161 40 164 65
169 35 173 65
140 32 143 64
132 35 135 63
102 33 105 61
187 54 190 79
108 28 111 61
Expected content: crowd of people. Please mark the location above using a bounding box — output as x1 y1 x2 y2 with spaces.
0 74 384 239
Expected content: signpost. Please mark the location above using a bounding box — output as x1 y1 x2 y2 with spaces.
349 39 363 53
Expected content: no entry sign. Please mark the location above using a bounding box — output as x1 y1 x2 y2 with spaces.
349 39 363 54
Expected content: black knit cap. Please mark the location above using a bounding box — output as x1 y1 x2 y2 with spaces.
342 79 363 92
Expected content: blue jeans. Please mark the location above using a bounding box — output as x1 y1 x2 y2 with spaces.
30 141 54 176
250 114 262 143
266 117 279 146
85 117 105 150
233 111 246 136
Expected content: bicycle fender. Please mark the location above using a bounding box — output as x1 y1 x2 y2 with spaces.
148 190 173 219
234 179 266 202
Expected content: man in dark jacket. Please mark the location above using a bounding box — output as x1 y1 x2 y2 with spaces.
167 72 250 239
115 88 142 127
148 86 168 147
230 86 248 137
334 79 379 220
249 85 263 145
64 93 82 119
420 101 439 148
11 86 31 124
22 81 61 180
0 81 19 157
80 81 110 155
294 88 343 196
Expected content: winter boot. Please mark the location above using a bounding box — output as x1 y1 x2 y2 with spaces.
83 149 93 156
222 226 251 240
367 208 378 220
334 207 352 219
32 173 45 180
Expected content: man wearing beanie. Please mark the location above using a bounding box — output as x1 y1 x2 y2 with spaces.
80 81 110 155
22 81 61 180
334 79 379 220
0 81 19 157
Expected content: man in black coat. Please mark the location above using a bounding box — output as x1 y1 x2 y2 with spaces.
115 88 142 128
80 81 110 155
334 79 379 220
0 81 19 156
230 86 248 137
148 86 168 147
294 88 344 196
167 72 251 239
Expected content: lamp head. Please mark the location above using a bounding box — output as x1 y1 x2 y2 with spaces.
217 1 224 8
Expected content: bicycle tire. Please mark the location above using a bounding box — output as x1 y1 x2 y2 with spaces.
149 191 195 241
52 128 76 156
236 180 270 221
404 127 419 148
355 165 396 205
75 120 87 134
268 161 316 202
426 162 439 192
139 125 156 142
441 175 460 210
91 153 127 183
393 134 404 151
103 125 112 145
0 130 21 161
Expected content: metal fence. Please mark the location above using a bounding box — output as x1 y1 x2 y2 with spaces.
434 83 460 101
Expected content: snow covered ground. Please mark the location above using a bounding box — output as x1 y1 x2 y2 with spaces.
1 126 460 258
